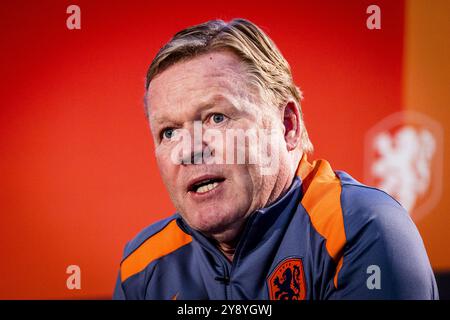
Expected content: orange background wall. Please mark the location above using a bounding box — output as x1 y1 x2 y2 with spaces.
403 0 450 271
0 0 447 298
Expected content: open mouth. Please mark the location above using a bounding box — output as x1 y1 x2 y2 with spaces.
188 177 226 194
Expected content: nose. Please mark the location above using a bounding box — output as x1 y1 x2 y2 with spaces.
177 122 215 165
180 148 202 165
180 142 215 165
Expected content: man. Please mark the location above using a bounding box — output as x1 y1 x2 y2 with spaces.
114 18 438 299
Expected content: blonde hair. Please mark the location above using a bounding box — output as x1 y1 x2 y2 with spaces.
145 18 313 154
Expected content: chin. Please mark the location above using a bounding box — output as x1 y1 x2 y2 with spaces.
184 206 242 235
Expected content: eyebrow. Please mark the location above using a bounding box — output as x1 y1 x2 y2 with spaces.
151 94 239 126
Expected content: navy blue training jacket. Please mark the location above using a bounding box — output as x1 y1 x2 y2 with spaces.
113 157 438 300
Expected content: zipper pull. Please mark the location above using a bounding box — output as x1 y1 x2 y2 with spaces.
214 276 230 285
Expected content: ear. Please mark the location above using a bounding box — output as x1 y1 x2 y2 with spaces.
282 101 301 151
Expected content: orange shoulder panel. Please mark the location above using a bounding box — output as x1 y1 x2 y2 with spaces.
120 219 192 282
297 155 347 288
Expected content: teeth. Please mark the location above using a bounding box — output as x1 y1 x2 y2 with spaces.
196 182 219 194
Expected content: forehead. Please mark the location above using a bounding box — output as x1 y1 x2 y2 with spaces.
147 51 254 118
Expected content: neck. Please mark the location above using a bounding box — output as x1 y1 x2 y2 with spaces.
213 174 298 262
212 153 302 261
209 220 246 262
217 241 237 261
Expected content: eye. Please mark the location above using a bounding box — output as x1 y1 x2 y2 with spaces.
211 113 225 124
161 128 175 140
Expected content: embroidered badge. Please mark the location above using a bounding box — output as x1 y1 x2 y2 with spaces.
268 257 306 300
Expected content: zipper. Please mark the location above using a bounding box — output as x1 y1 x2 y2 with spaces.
231 211 259 268
209 212 259 300
189 232 232 299
178 213 260 299
214 263 231 299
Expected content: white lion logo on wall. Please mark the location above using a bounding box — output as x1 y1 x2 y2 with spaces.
365 111 443 222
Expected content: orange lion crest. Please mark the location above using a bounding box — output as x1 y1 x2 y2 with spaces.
268 257 306 300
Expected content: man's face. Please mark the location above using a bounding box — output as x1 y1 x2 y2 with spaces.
147 50 290 239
